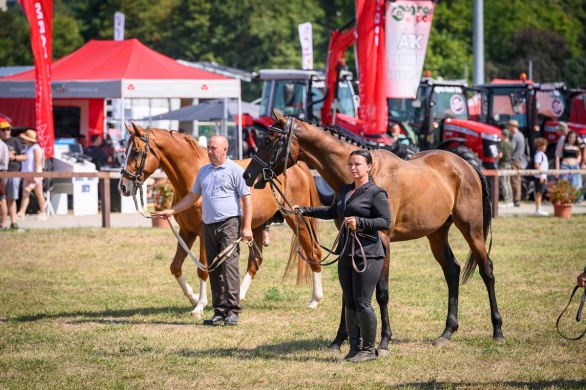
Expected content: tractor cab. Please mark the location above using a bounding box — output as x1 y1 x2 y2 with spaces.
255 69 358 130
475 79 569 157
388 78 501 169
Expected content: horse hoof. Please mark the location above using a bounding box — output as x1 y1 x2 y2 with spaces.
191 310 203 319
307 301 318 309
432 337 450 347
327 345 341 354
377 348 389 357
494 336 505 344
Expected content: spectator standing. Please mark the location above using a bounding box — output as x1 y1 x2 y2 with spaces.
84 134 112 170
509 120 527 207
0 137 9 230
554 122 569 157
533 137 549 216
0 121 26 232
17 129 47 221
555 130 584 202
154 135 252 326
498 129 514 207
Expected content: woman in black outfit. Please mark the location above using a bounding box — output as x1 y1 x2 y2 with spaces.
295 150 391 363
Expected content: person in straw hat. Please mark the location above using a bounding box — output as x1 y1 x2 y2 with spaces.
16 129 47 221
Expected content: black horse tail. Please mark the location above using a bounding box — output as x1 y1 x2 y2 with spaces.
461 165 493 284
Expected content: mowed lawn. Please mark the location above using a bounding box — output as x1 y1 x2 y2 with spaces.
1 215 585 389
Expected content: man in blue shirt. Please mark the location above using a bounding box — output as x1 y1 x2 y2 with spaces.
154 135 252 326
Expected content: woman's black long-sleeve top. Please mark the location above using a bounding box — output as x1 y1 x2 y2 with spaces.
301 180 391 259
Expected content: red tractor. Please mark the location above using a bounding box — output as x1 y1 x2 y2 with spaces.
252 68 394 148
387 78 501 169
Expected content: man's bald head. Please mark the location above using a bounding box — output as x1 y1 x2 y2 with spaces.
208 135 229 166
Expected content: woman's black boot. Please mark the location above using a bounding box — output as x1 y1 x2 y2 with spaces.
347 307 378 363
343 308 362 360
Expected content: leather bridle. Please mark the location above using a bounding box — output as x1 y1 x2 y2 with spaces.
120 127 160 217
251 116 296 183
251 117 368 271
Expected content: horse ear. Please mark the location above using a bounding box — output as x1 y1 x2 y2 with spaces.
272 108 284 123
125 122 134 136
130 121 144 137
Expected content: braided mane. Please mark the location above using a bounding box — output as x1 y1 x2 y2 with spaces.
294 118 379 152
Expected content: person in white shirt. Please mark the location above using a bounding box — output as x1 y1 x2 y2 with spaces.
16 129 47 221
533 137 549 216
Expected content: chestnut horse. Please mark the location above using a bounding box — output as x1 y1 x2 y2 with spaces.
243 110 504 349
119 123 323 318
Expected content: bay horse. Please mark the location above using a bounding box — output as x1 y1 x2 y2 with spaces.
119 123 324 318
243 110 504 349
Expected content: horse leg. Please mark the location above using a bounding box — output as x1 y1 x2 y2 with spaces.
190 236 208 318
262 220 270 246
454 221 505 343
375 234 392 356
240 227 264 301
283 214 323 309
427 223 461 346
327 298 347 353
169 232 200 306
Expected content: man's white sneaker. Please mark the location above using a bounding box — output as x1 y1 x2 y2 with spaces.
534 209 549 216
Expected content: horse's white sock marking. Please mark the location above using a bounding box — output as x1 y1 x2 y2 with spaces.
307 271 323 309
240 272 253 300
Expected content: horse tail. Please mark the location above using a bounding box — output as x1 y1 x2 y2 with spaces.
283 163 322 285
461 165 493 284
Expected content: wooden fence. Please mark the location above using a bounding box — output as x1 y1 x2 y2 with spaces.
2 168 586 226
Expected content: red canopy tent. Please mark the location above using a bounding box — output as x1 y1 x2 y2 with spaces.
0 39 240 138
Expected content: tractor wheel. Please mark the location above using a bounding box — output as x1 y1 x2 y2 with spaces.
446 145 482 170
383 142 420 161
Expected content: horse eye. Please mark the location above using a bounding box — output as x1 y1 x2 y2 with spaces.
132 149 141 156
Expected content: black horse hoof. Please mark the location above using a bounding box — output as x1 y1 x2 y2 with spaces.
377 348 389 357
327 344 342 354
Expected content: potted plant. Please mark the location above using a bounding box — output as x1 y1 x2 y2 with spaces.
151 178 174 227
548 179 581 218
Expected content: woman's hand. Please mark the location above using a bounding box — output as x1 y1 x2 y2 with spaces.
345 216 357 231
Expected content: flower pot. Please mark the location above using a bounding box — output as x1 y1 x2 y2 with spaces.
553 203 572 219
151 216 168 228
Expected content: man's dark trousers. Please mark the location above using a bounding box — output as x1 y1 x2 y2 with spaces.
203 216 242 316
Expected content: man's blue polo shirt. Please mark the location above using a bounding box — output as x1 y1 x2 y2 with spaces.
191 158 251 224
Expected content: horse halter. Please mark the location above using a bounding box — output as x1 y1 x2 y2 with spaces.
120 127 160 217
252 116 296 182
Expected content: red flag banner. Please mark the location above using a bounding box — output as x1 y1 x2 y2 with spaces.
18 0 54 158
385 1 435 99
355 0 387 135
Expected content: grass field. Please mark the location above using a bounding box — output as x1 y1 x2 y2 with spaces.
1 215 586 389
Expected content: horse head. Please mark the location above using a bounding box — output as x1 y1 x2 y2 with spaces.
243 109 300 187
119 122 161 196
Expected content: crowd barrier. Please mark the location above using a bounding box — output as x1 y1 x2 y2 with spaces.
0 170 166 228
2 168 586 227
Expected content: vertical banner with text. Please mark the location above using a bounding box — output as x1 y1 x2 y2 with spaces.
298 22 313 70
355 0 387 134
385 1 435 98
114 12 125 41
19 0 54 157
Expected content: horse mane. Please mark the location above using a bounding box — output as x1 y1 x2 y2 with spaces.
148 127 208 161
292 117 379 152
175 132 208 160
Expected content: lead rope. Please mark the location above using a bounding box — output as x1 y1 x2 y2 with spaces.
556 285 586 341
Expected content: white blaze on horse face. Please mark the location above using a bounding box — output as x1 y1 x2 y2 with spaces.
118 139 135 195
